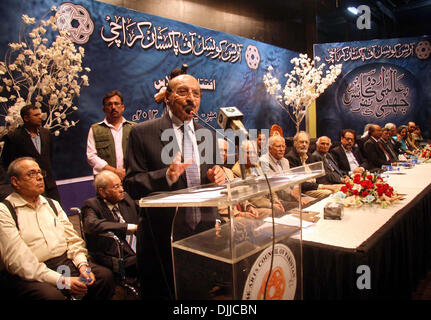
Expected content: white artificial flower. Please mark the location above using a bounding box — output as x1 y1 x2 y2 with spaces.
263 53 342 131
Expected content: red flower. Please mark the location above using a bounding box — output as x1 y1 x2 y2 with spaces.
353 189 359 196
340 186 348 193
361 190 369 197
353 174 361 184
360 180 373 189
367 175 373 181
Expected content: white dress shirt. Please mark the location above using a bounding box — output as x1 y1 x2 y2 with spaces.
166 109 201 186
86 117 127 175
342 146 360 172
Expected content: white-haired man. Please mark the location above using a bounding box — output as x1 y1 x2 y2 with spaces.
310 136 349 185
260 135 307 207
286 131 338 199
81 170 140 279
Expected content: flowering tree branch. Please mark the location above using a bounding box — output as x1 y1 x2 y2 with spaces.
263 53 342 133
0 7 90 137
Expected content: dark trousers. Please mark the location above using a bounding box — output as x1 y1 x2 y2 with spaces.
0 253 115 300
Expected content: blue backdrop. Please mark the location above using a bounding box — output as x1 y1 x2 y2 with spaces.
0 0 299 180
314 36 431 141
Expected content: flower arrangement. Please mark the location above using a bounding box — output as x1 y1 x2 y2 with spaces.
333 172 403 208
419 145 431 163
0 7 90 137
263 53 342 133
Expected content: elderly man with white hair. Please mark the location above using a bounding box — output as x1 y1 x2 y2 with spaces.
81 170 140 279
260 135 307 207
232 140 285 217
286 131 338 199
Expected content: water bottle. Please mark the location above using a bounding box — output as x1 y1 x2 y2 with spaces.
71 267 91 300
79 267 92 285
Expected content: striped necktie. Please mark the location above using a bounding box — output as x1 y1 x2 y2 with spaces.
112 206 136 253
182 123 201 229
324 154 343 177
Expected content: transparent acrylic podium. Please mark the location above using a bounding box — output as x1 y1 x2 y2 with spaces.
139 162 324 300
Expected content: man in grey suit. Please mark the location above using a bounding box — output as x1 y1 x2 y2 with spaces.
124 74 225 300
260 134 306 208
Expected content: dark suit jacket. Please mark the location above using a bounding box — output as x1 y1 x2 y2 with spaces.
309 151 343 184
81 194 139 270
330 145 369 174
123 112 219 299
363 137 391 170
379 139 398 163
285 148 319 191
1 126 60 201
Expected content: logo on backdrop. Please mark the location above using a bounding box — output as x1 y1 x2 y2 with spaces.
416 40 431 60
245 45 260 70
242 243 297 300
340 63 417 119
57 2 94 44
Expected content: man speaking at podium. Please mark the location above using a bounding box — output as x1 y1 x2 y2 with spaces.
124 73 225 300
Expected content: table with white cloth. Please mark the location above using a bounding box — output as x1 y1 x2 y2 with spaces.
299 163 431 299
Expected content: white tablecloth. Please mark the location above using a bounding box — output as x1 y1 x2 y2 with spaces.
300 163 431 249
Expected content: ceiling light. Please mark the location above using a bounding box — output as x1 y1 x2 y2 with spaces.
347 6 358 15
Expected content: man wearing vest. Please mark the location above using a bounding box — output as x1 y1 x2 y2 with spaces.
87 90 135 180
0 157 115 299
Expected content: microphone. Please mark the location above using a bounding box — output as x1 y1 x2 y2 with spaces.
187 108 235 146
188 108 246 179
217 107 248 137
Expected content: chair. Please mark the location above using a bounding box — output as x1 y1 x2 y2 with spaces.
70 207 140 299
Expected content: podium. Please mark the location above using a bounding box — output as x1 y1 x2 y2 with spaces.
139 162 324 300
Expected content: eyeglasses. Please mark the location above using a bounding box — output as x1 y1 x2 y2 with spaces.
174 88 201 99
24 169 46 180
110 184 123 190
104 102 122 107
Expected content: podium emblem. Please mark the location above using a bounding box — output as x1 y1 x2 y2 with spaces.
242 243 297 300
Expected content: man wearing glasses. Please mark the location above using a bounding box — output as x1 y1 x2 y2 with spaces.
330 129 369 175
81 170 139 280
0 157 115 299
86 90 135 180
124 73 225 300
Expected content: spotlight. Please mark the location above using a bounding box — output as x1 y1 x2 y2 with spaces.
347 6 358 15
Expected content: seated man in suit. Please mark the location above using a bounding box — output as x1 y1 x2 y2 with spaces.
310 136 349 185
384 123 404 156
379 128 399 163
81 170 139 278
330 129 368 175
232 140 285 217
0 157 115 300
217 139 259 220
286 131 337 199
363 124 392 170
260 134 306 208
